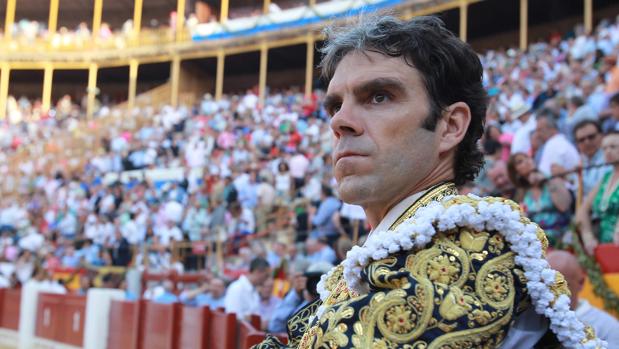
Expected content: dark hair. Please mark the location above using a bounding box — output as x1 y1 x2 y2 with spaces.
249 257 270 273
535 109 560 130
320 15 487 185
610 92 619 106
569 96 584 107
506 153 531 189
572 119 602 139
321 184 333 198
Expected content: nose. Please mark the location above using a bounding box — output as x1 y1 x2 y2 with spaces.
329 102 364 139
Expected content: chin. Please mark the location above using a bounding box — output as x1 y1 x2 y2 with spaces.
335 177 374 205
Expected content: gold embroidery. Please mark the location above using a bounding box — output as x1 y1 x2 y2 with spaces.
286 299 321 347
475 252 516 310
279 187 540 349
459 229 489 252
438 285 475 321
549 272 570 301
487 234 505 254
369 257 410 290
313 303 355 348
427 308 512 349
390 182 458 230
352 279 435 347
427 255 460 285
407 237 470 289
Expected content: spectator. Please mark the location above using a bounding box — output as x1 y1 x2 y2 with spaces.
111 230 132 266
509 102 535 155
267 261 330 334
547 250 619 346
305 237 336 264
152 280 179 304
563 96 597 141
487 160 516 199
576 131 619 255
224 257 270 320
309 185 341 240
180 277 226 308
289 151 309 193
508 153 573 247
535 111 581 177
602 92 619 133
255 277 281 330
573 120 611 197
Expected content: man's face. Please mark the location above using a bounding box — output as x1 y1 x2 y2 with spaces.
253 268 271 285
535 118 553 143
602 134 619 165
488 163 512 193
210 279 225 298
325 51 439 209
574 124 602 158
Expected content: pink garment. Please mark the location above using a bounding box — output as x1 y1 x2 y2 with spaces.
499 133 513 162
121 132 133 142
217 132 236 149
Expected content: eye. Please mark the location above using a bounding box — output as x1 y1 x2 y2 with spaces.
327 104 341 117
370 93 389 104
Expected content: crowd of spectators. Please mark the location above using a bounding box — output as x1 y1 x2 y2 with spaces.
0 14 619 336
0 0 312 48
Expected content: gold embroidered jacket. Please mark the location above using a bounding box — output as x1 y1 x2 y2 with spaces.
254 183 560 349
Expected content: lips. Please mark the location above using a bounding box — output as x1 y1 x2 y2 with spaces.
335 151 366 163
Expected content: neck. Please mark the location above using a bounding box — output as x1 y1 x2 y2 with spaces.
364 163 454 228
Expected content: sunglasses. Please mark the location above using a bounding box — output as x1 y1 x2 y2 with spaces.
576 133 599 144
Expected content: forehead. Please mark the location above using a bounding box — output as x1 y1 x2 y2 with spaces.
602 134 619 144
575 124 597 135
327 50 422 93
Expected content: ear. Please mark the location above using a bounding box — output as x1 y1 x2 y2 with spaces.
437 102 472 155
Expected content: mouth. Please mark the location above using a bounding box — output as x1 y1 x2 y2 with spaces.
335 152 366 163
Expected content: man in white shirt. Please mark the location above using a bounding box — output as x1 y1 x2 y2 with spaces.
547 250 619 347
224 257 271 320
536 111 581 176
509 102 536 155
155 220 183 247
289 151 310 191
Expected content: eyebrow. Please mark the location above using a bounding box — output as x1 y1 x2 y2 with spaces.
323 77 407 112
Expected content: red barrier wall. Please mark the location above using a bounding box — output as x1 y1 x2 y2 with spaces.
140 301 182 349
238 320 266 349
178 306 210 349
35 293 62 340
35 293 86 346
238 318 287 349
61 294 87 346
0 288 21 330
596 244 619 273
107 300 141 349
209 309 237 349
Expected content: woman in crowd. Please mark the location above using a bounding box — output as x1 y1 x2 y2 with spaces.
576 131 619 255
507 152 573 248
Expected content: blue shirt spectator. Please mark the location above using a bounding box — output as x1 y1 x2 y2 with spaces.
310 186 341 239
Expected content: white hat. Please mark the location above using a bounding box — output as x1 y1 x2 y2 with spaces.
509 101 531 119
